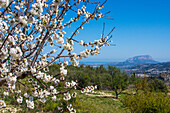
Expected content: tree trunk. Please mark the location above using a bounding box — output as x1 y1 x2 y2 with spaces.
115 90 119 99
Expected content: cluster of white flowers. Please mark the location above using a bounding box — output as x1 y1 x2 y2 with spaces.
0 63 8 77
34 71 60 84
65 80 77 88
3 91 9 96
17 96 23 103
0 19 8 33
0 0 112 112
60 62 68 76
8 35 15 45
63 91 77 101
9 47 23 59
50 85 59 95
63 43 73 51
30 0 45 16
26 100 34 109
72 92 77 98
24 93 29 98
63 92 71 101
6 74 17 90
81 85 97 93
0 100 6 108
56 37 64 44
71 58 79 66
52 95 57 101
0 47 8 60
67 104 76 113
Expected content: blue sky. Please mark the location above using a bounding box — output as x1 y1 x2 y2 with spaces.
76 0 170 62
1 0 169 63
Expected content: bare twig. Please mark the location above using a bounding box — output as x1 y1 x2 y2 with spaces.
107 27 115 37
102 22 105 38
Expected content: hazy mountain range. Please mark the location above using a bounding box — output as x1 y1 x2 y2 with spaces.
81 55 170 75
81 55 159 68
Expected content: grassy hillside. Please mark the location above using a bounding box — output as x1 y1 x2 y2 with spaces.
75 90 130 113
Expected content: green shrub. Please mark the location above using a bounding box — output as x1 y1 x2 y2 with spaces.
122 91 170 113
148 78 168 93
44 100 59 112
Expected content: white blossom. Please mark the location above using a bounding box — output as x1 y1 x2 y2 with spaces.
44 90 50 97
26 100 34 109
17 96 23 103
19 16 27 26
7 76 17 83
67 104 73 112
63 43 73 51
52 95 56 101
72 92 77 98
63 92 71 101
56 37 64 44
79 40 83 45
44 75 52 83
33 90 38 97
15 6 20 10
65 82 70 88
0 100 6 108
24 93 29 98
70 81 77 87
60 65 67 76
38 98 46 103
52 89 58 95
3 92 9 96
36 71 44 79
31 67 36 73
9 47 23 59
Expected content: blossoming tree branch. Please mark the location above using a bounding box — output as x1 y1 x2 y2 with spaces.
0 0 114 112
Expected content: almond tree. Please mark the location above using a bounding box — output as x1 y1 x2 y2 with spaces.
108 66 129 99
0 0 114 112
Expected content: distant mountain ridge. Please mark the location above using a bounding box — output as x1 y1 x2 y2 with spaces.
125 55 158 64
107 55 159 67
80 55 170 76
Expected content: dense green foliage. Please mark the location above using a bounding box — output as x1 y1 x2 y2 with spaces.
0 63 169 112
148 78 168 93
122 91 170 113
49 63 168 97
130 75 168 93
123 75 169 113
49 64 130 99
107 66 129 98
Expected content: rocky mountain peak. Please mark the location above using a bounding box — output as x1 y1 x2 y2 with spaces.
125 55 157 64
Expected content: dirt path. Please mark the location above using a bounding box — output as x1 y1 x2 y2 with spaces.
85 91 115 98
